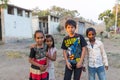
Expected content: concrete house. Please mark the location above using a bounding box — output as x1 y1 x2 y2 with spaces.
60 16 94 35
76 19 94 35
32 15 60 35
0 4 32 43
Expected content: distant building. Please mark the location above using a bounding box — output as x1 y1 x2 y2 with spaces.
32 15 60 35
0 4 32 43
91 22 106 34
60 16 94 35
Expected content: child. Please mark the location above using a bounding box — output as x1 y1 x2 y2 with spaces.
61 19 87 80
86 27 108 80
45 34 57 80
29 30 49 80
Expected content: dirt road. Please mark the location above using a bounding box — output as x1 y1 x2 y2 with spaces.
0 36 120 80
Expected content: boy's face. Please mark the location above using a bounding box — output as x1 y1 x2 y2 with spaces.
66 25 76 36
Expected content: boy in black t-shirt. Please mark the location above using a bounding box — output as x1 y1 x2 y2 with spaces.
61 19 87 80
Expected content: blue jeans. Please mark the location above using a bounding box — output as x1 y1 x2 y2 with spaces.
88 66 106 80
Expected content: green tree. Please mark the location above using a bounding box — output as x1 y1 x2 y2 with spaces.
98 10 114 31
0 0 9 8
50 5 79 17
32 5 80 17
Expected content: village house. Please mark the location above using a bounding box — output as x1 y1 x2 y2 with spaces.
59 16 94 35
0 4 32 43
32 15 60 35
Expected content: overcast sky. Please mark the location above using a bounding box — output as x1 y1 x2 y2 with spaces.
9 0 116 23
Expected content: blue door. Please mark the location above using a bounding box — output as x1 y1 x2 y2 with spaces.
78 22 85 35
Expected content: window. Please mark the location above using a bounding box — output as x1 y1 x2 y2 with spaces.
8 6 14 15
17 8 23 16
25 11 30 17
43 22 45 27
51 16 53 21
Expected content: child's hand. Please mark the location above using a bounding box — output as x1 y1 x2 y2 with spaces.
40 65 46 72
105 66 108 70
66 61 72 70
82 67 86 72
46 52 49 57
76 61 82 68
30 44 36 48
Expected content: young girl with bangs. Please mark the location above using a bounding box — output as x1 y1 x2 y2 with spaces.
29 30 49 80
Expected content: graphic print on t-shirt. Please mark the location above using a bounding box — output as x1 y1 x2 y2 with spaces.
65 37 81 64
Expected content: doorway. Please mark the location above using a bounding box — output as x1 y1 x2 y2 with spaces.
0 18 2 41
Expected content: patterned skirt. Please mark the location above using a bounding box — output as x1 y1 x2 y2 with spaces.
29 58 49 80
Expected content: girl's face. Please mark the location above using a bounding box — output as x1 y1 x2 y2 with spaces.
35 32 44 45
66 25 76 36
87 31 95 41
46 37 53 48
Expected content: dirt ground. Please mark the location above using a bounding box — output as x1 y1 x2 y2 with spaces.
0 35 120 80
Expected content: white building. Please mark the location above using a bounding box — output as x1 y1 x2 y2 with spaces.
32 15 60 35
60 16 94 35
0 4 33 43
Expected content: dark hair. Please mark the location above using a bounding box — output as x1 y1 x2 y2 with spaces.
65 19 76 28
86 27 96 37
45 34 55 48
34 30 44 38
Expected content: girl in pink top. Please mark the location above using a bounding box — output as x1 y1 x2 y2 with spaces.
45 34 57 80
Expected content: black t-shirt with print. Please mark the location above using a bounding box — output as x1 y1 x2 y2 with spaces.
29 44 47 69
61 33 87 64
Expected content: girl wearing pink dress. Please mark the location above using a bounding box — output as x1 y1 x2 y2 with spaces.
45 34 57 80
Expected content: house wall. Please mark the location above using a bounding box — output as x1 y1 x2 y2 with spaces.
91 23 106 34
59 17 93 35
76 22 85 35
48 15 59 34
32 16 39 35
3 7 32 41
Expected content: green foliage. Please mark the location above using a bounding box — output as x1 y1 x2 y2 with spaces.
99 4 120 32
32 8 50 16
0 0 8 8
38 10 50 16
57 24 64 32
32 5 80 17
98 10 114 31
57 25 61 32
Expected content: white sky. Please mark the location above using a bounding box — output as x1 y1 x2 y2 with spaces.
9 0 115 23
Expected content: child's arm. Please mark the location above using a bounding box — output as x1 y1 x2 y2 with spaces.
63 50 72 70
46 51 57 61
29 58 42 67
29 43 36 48
29 58 46 72
43 57 49 71
100 42 108 70
76 46 87 68
29 48 42 67
82 48 88 72
29 58 48 72
29 48 46 72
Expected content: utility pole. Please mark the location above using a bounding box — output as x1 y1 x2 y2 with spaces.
115 0 118 34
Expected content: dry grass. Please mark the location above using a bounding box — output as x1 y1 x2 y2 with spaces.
6 51 22 58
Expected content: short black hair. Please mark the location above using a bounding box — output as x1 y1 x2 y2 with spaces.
65 19 76 28
86 27 96 37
